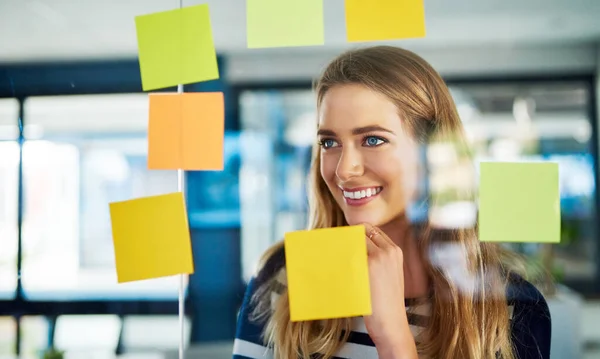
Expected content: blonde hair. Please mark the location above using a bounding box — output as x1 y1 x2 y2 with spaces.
251 46 528 359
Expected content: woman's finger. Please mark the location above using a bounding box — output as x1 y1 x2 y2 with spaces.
365 235 378 255
364 223 392 249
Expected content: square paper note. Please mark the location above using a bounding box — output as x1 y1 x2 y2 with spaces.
284 225 371 321
148 92 224 170
345 0 426 42
110 192 194 283
135 4 219 91
478 162 560 243
247 0 324 48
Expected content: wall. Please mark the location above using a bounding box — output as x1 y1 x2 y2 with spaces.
225 43 598 83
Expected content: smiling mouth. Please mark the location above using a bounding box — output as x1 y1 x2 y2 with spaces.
341 186 383 200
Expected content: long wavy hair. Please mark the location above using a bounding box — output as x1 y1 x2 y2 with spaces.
251 46 529 359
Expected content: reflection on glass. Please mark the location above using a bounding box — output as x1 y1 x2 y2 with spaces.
20 316 48 359
122 315 191 351
448 82 596 282
54 315 120 354
239 81 596 285
0 317 15 356
0 98 19 142
239 90 314 281
186 133 241 228
21 94 181 300
0 98 19 300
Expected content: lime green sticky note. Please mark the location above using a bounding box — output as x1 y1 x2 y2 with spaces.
345 0 426 42
478 162 560 243
109 192 194 283
284 225 371 321
247 0 325 48
135 4 219 91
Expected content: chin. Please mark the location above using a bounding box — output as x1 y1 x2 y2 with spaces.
344 213 386 227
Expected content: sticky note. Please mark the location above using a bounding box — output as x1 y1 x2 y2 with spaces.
284 225 371 321
478 162 560 243
135 4 219 91
247 0 324 48
345 0 426 42
110 192 194 283
148 92 224 170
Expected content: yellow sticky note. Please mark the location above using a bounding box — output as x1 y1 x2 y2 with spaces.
135 4 219 91
148 92 224 170
247 0 325 48
479 162 560 243
285 225 371 321
345 0 426 42
110 193 194 283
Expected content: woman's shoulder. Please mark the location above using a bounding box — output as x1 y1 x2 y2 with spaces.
505 272 550 308
505 272 551 323
505 273 552 358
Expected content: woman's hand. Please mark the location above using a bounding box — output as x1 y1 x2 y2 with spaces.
363 223 418 359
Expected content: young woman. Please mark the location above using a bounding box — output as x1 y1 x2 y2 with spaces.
233 46 551 359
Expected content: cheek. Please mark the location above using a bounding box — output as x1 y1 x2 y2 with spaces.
319 154 337 185
369 157 403 187
369 149 419 199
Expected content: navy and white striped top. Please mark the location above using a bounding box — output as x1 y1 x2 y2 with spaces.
233 246 551 359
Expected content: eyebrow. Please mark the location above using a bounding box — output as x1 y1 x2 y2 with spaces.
316 125 395 137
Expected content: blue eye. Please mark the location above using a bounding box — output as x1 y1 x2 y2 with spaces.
364 136 385 147
319 139 338 149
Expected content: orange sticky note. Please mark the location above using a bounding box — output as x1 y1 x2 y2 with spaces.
109 192 194 283
345 0 426 42
148 92 224 170
285 225 371 321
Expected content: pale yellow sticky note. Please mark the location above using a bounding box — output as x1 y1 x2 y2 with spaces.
479 162 561 243
246 0 325 48
110 192 194 283
345 0 426 42
285 225 371 321
135 4 219 91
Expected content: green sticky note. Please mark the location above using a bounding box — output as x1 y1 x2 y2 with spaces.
478 162 560 243
135 4 219 91
247 0 325 48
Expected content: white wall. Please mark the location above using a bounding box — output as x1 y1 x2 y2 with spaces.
226 43 597 83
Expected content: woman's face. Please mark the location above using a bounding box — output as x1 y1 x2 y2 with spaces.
318 84 420 226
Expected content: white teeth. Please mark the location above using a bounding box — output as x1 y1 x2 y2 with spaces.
343 187 381 200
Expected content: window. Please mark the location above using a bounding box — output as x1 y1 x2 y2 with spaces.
122 315 191 352
448 81 596 282
0 98 19 300
21 94 181 300
54 315 120 355
0 317 16 356
20 316 49 358
238 90 315 281
238 79 597 286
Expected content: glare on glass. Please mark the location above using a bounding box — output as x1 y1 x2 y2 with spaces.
21 94 182 300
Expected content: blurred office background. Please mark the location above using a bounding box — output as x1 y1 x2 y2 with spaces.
0 0 600 358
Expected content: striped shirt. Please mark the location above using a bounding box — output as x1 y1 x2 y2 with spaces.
233 246 551 359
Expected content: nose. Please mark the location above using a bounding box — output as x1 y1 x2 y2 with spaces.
335 147 364 182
